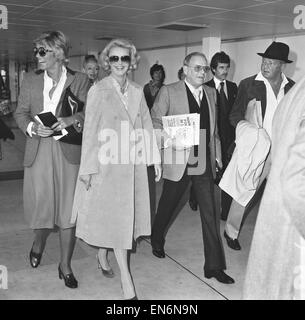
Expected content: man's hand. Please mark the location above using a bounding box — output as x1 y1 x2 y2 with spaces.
154 164 162 182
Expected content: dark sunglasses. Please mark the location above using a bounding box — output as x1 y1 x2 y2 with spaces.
33 47 53 57
109 55 131 63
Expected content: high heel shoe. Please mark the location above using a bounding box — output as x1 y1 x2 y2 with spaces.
29 245 43 268
126 295 138 300
58 264 78 289
96 254 115 278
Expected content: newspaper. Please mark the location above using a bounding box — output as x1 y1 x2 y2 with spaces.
162 113 200 147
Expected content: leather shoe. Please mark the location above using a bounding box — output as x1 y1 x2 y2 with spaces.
29 246 43 268
224 231 241 250
58 264 78 289
204 270 235 284
189 199 198 211
152 248 165 258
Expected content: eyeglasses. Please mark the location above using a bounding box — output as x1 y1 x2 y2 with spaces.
109 55 131 63
186 65 211 73
33 47 53 57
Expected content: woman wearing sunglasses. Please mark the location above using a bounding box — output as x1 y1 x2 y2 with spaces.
14 31 90 289
71 38 162 300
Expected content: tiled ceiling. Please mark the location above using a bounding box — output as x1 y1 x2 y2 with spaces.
0 0 303 63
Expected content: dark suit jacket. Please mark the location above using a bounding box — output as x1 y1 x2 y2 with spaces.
230 74 295 128
151 80 221 182
14 68 90 166
206 78 237 161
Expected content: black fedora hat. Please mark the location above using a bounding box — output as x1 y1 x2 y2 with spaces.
257 41 293 63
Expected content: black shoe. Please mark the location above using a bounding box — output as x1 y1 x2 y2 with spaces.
152 248 165 258
189 199 198 211
58 264 78 289
29 245 43 268
224 231 241 250
204 270 235 284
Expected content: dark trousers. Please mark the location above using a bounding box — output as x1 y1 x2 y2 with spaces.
147 165 156 225
151 164 226 271
221 190 232 219
190 183 232 219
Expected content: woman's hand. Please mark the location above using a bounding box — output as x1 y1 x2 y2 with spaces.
154 164 162 182
51 117 74 132
33 123 54 137
79 174 92 190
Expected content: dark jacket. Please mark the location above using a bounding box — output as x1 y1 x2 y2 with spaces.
230 74 295 128
206 78 238 162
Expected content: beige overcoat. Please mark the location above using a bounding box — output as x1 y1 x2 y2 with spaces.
71 76 160 249
243 75 305 300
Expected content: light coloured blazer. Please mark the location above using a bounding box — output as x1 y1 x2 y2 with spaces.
151 80 222 181
14 68 90 166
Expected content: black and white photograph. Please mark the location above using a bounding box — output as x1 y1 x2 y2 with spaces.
1 0 305 304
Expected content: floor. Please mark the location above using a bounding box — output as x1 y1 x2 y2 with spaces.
0 177 258 300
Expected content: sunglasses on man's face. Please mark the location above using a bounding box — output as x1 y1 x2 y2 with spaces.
33 47 53 57
186 65 211 73
109 55 131 63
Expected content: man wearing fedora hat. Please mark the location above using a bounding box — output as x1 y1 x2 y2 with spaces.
222 41 295 251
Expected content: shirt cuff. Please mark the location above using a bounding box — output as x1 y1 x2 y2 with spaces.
164 137 172 149
26 122 35 137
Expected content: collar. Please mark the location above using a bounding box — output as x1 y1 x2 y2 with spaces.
44 65 67 85
110 75 129 95
213 77 226 90
255 71 289 87
184 79 203 95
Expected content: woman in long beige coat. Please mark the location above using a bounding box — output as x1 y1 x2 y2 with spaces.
243 75 305 299
71 39 162 300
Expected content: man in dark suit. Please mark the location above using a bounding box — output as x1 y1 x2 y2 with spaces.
223 42 295 251
150 52 234 284
189 52 237 221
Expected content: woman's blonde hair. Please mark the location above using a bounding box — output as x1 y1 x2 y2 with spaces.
34 30 70 64
100 38 140 71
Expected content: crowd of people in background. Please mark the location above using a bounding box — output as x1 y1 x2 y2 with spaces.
11 28 305 300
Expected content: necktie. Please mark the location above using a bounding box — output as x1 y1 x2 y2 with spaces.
219 82 228 106
196 89 202 106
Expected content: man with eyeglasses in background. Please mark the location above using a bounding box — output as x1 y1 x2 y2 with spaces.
222 42 295 251
150 52 234 284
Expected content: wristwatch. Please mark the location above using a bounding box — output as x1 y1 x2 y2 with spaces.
74 119 82 132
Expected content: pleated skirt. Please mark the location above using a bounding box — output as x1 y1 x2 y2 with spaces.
23 138 79 229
